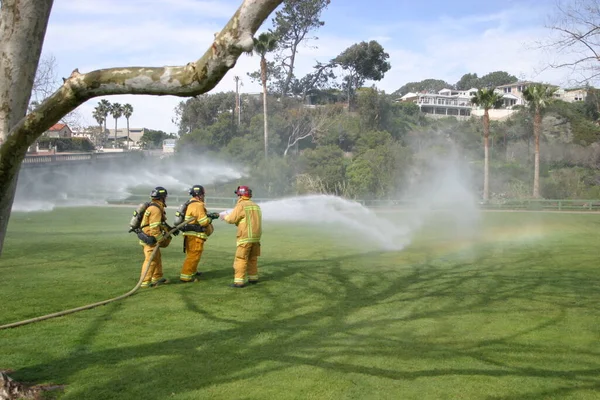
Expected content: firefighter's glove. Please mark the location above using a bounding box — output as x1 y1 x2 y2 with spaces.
165 224 179 236
207 212 220 220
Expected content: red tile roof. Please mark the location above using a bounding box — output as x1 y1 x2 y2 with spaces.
48 123 66 131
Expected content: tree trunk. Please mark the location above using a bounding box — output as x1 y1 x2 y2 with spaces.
261 56 269 158
483 110 490 202
0 371 39 399
281 42 297 96
0 0 284 255
504 131 508 162
533 111 542 198
347 78 351 110
114 118 118 148
103 119 108 145
126 118 130 150
262 85 268 158
0 0 53 256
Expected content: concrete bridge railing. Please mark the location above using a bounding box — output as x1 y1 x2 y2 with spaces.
22 152 129 167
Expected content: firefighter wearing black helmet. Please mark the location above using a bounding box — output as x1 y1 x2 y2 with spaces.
179 184 216 282
220 185 262 288
140 186 171 288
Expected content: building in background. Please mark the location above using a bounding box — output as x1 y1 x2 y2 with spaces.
43 123 72 138
397 88 478 120
397 81 590 122
162 138 176 154
106 127 147 147
554 87 587 102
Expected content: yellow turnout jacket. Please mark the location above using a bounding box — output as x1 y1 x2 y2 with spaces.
183 198 213 239
224 197 262 245
140 200 168 244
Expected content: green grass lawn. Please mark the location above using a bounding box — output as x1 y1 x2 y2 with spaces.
1 207 600 399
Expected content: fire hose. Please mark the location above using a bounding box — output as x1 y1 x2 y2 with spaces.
0 218 198 331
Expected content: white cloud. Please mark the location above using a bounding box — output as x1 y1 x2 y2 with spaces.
352 3 576 94
52 0 237 19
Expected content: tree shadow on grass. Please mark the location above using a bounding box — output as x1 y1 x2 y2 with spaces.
9 246 600 399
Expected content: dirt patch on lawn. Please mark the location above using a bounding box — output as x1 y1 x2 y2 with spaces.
0 370 64 400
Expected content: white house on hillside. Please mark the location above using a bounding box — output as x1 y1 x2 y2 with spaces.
398 88 478 119
398 81 589 122
493 81 587 105
554 88 587 102
492 81 531 108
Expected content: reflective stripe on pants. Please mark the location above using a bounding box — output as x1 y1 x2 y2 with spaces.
180 236 205 281
233 242 260 284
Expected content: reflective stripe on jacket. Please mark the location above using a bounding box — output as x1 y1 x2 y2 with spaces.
224 197 262 245
183 198 211 239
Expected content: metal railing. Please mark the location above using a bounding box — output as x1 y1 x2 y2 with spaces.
23 152 128 164
480 199 600 211
108 195 600 212
357 198 600 211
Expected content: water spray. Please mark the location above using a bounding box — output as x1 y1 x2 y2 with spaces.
259 195 415 251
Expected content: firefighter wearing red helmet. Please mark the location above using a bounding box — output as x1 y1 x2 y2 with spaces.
220 185 262 287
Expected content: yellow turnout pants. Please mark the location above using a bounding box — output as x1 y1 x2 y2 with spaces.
141 245 163 287
233 242 260 285
180 236 205 281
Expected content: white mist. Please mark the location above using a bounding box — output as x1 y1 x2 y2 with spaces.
12 154 245 212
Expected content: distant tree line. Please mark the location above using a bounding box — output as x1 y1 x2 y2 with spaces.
173 81 600 201
170 0 600 201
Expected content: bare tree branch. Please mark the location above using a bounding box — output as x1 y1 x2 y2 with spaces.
283 105 338 156
543 0 600 83
32 54 59 103
30 53 83 129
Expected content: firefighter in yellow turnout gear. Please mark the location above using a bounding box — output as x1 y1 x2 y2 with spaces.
179 185 216 282
139 186 172 288
221 185 262 288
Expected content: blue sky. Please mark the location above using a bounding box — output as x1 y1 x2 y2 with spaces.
43 0 568 133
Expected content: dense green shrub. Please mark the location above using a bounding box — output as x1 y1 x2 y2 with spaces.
38 137 94 152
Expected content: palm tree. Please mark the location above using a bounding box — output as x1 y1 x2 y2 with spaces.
252 32 277 158
122 103 134 150
97 99 111 139
92 107 105 147
522 84 557 198
110 103 123 148
471 88 504 202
